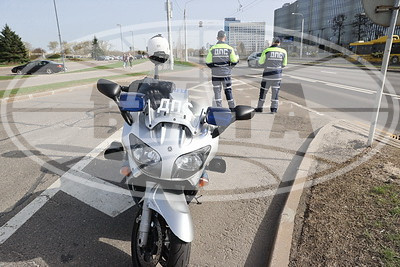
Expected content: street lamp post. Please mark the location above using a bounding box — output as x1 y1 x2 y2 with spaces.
166 0 174 69
292 12 304 59
117 24 124 52
130 31 135 56
52 0 66 72
184 0 196 61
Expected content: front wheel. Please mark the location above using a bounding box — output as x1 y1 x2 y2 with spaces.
132 208 191 267
46 68 53 74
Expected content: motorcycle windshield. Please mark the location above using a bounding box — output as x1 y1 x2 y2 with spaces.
126 59 216 132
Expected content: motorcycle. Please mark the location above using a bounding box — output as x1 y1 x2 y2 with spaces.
97 36 254 267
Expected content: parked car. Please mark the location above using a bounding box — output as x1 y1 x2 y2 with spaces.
247 52 263 68
11 60 66 75
134 54 145 60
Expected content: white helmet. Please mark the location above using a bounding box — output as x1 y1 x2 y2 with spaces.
147 34 170 64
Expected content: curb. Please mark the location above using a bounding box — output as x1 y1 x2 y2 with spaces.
269 119 344 267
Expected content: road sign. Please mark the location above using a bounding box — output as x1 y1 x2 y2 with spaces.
362 0 400 27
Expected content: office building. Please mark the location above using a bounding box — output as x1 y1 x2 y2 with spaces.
227 21 266 54
224 17 241 44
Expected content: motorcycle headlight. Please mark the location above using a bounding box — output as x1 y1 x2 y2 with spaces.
130 134 162 178
172 146 211 179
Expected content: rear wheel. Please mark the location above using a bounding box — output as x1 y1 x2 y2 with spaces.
132 208 191 267
46 68 53 74
391 56 399 65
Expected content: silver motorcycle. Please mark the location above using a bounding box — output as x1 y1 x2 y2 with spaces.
97 40 254 267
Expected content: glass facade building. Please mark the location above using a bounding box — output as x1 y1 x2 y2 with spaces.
274 0 400 46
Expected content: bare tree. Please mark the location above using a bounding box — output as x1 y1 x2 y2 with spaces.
331 14 346 45
352 13 371 41
48 41 58 54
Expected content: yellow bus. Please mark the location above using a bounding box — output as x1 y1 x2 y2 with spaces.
349 35 400 65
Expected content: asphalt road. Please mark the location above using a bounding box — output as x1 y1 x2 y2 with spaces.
0 60 398 266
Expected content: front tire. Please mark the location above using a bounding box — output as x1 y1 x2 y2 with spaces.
46 68 53 74
16 69 23 75
132 208 191 267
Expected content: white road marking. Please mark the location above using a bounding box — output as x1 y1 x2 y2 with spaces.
238 76 325 117
320 70 337 74
0 128 127 245
286 75 400 99
323 82 373 95
286 75 318 83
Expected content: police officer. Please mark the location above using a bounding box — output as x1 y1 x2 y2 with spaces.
255 38 287 113
206 30 239 110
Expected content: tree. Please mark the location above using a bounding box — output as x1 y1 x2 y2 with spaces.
352 13 373 42
0 24 29 63
73 41 91 55
91 36 104 59
331 14 346 45
48 41 59 54
237 42 246 57
61 41 72 55
98 40 111 55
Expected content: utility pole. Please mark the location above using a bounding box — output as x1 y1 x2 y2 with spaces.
292 13 304 59
367 0 400 146
117 24 123 52
52 0 66 72
130 31 135 56
166 0 174 69
184 0 196 61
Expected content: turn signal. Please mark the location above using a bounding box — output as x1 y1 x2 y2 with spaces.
199 176 209 187
120 166 132 177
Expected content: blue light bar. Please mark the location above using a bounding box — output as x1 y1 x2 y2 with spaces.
119 92 145 112
206 107 233 127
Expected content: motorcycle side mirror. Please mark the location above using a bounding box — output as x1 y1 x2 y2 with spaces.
97 79 121 101
206 157 226 173
206 107 234 127
119 92 146 112
104 141 124 161
234 105 255 121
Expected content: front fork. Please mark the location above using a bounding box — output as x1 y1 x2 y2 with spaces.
137 182 155 248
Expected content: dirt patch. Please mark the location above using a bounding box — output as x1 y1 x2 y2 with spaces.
290 144 400 266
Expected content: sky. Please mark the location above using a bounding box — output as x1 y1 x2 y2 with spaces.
0 0 291 52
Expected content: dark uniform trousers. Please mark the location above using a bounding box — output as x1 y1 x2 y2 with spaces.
212 76 235 109
258 78 281 110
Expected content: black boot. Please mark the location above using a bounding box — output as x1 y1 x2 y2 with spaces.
255 108 263 113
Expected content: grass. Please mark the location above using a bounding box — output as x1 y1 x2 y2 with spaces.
0 60 197 99
174 60 198 67
0 59 149 81
369 183 400 266
0 75 35 80
68 59 148 73
0 72 147 99
381 248 400 267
